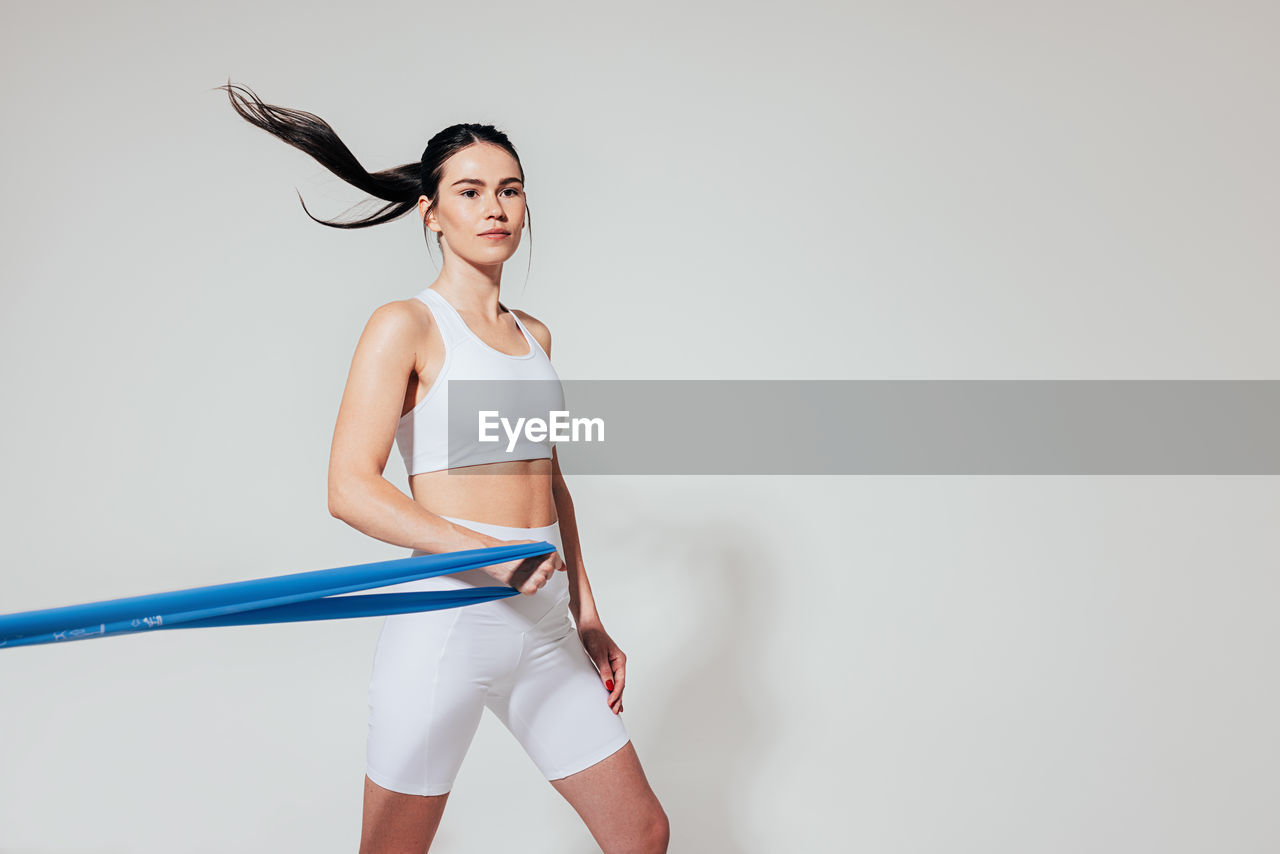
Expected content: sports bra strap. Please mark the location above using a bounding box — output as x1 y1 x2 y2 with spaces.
417 289 469 348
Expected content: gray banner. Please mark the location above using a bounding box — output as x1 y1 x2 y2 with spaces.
444 380 1280 474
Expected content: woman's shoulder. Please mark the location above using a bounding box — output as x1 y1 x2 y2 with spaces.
367 294 437 331
355 295 437 353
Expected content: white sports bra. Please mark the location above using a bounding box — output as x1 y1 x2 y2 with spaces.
394 287 566 475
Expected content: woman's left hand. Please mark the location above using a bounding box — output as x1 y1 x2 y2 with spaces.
577 619 626 715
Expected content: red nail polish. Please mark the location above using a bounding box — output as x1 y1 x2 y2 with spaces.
606 680 614 691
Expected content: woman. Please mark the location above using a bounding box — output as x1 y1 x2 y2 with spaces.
219 82 669 854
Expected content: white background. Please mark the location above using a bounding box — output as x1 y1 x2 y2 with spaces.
1 1 1277 852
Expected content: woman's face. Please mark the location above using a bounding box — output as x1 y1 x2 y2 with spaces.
421 143 525 265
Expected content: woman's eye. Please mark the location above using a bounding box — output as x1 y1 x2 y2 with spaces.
461 188 522 198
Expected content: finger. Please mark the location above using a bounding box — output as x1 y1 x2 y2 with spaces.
524 569 553 596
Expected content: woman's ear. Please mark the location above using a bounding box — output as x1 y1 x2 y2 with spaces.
417 195 437 231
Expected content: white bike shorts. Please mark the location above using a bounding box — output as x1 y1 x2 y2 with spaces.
364 515 631 796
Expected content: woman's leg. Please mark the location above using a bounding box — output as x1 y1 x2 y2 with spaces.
359 776 449 854
549 742 669 854
485 593 668 853
361 556 518 852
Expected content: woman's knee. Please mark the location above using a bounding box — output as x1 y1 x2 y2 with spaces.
620 805 668 854
646 807 671 853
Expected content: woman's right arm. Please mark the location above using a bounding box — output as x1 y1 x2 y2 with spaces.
325 301 565 595
326 300 489 554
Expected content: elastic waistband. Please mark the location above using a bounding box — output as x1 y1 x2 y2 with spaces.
439 514 560 541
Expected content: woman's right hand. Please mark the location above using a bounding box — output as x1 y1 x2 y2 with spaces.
479 539 566 595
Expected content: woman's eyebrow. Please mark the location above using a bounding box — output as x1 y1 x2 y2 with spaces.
450 177 524 187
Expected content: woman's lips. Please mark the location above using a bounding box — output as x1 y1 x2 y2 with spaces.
480 232 510 240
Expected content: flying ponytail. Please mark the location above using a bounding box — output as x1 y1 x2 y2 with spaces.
214 80 529 238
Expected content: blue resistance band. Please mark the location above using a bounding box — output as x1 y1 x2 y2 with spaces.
0 541 556 650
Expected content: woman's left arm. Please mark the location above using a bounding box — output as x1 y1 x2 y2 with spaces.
551 448 600 625
553 448 625 714
521 309 625 714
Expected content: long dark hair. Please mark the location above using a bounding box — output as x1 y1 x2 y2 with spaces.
214 80 532 256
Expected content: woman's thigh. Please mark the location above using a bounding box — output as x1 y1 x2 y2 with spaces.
359 775 449 854
365 605 516 796
549 741 669 853
486 611 631 782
